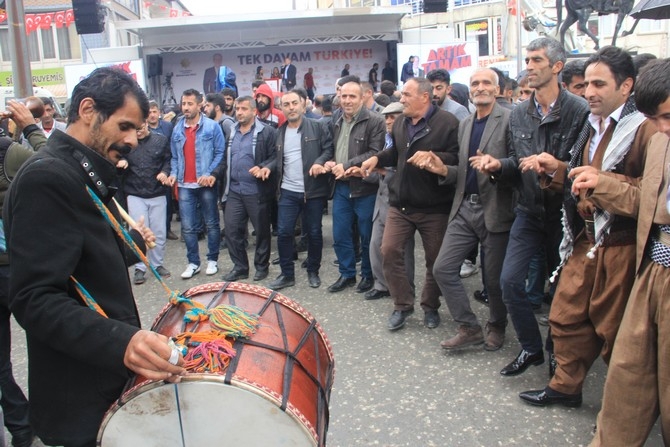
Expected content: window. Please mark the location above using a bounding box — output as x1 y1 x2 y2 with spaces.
0 28 10 61
27 32 40 62
41 28 56 59
56 26 73 60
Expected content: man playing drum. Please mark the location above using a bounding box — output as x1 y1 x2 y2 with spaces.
3 67 186 447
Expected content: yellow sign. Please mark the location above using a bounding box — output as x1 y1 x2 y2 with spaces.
0 68 65 87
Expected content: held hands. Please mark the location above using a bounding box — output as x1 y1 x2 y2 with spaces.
469 150 501 174
124 330 186 382
156 172 169 184
308 164 328 177
197 175 217 187
407 151 447 176
518 152 559 174
568 166 600 195
249 166 271 181
165 175 176 187
331 163 346 179
359 156 379 178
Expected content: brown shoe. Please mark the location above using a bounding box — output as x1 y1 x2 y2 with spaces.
484 323 505 351
440 325 484 350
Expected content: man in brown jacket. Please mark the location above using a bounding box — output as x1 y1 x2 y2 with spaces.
572 58 670 446
518 46 657 408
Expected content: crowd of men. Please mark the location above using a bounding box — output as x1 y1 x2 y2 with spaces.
0 38 669 447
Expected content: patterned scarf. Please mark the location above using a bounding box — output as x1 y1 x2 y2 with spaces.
551 96 646 281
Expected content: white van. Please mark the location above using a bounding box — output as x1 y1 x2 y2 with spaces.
0 86 65 118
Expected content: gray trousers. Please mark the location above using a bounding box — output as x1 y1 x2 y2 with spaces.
370 200 416 293
127 195 167 272
433 200 509 328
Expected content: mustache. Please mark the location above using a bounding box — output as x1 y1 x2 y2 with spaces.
111 143 132 156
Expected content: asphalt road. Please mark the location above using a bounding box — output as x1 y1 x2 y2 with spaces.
8 211 663 446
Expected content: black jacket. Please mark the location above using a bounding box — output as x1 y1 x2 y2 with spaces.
3 130 144 446
122 132 171 198
331 106 386 198
272 117 334 200
377 105 460 214
0 124 48 267
498 87 589 220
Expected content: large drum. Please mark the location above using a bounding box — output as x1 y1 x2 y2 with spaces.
97 282 335 446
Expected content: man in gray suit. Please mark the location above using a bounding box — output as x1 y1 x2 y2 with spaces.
409 68 516 351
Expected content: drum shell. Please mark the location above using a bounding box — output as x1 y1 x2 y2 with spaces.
98 282 335 446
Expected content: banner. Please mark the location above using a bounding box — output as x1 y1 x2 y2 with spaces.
64 60 146 98
161 41 388 98
0 68 66 87
1 9 75 35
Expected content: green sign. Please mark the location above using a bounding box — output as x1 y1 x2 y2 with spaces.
0 68 65 87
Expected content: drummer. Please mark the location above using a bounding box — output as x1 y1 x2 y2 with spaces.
3 67 186 447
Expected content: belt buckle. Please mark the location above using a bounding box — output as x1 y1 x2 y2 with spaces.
467 194 480 205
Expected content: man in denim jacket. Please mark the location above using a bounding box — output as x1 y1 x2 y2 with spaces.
167 88 225 279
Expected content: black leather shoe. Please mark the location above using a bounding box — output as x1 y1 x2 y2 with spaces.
355 276 373 293
364 289 390 300
253 270 269 281
424 310 440 329
222 269 249 282
268 274 295 290
473 289 489 304
388 309 414 331
308 272 321 288
519 387 582 408
549 353 557 378
328 276 356 293
500 349 545 376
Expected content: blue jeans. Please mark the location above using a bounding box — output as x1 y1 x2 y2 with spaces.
277 189 325 277
526 248 547 306
332 182 375 279
178 186 220 266
500 209 562 354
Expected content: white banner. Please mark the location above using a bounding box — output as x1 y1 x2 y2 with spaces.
64 60 147 99
397 41 479 87
160 41 390 100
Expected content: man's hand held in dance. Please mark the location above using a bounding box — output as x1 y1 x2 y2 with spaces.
309 164 327 177
359 156 379 178
407 150 447 176
569 165 600 195
519 152 559 174
469 150 501 174
197 175 216 187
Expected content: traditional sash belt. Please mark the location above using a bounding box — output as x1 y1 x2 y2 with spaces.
649 224 670 268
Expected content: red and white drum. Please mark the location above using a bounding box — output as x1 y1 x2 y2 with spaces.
97 282 335 446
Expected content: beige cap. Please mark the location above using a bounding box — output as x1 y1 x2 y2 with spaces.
381 102 404 115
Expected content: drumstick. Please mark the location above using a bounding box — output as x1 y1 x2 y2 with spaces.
112 198 156 249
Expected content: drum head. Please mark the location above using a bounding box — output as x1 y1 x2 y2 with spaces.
98 376 315 446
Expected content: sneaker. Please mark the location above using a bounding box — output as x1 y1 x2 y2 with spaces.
156 266 171 278
440 325 484 350
133 269 146 285
205 260 218 275
459 259 479 278
181 263 201 279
